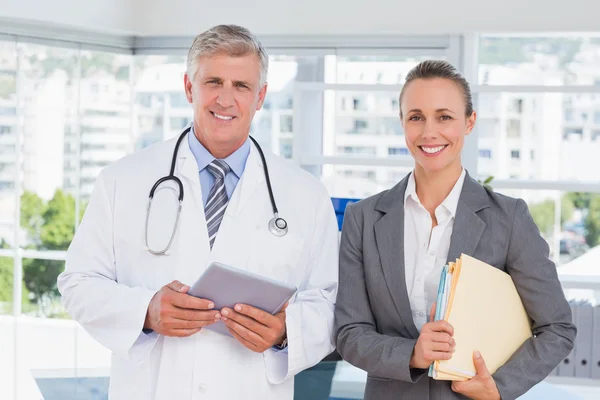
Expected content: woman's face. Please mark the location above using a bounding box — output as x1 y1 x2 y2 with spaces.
400 78 476 175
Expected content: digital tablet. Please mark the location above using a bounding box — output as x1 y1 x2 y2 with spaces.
187 262 297 337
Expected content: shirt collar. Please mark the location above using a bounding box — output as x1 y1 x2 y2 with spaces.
404 168 466 218
187 124 250 178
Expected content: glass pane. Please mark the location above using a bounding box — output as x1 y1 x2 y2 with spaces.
323 90 405 157
494 189 562 262
560 192 600 304
0 39 17 247
0 293 15 399
476 92 600 182
321 164 413 198
561 193 600 263
133 55 187 150
19 43 78 251
17 258 72 399
479 35 600 86
0 255 13 315
252 55 321 159
21 258 66 318
79 50 132 202
327 55 445 84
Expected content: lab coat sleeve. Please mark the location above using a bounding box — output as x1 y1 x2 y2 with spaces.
57 171 159 362
263 192 339 383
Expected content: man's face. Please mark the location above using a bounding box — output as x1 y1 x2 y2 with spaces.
184 53 267 154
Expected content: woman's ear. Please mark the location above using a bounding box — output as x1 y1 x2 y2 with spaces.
465 110 477 136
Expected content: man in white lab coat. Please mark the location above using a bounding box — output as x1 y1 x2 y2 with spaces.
57 24 339 400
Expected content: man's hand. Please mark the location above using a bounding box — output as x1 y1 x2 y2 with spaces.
451 351 501 400
409 302 455 369
144 280 219 337
221 303 287 353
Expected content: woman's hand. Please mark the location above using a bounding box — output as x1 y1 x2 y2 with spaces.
409 303 456 369
451 351 501 400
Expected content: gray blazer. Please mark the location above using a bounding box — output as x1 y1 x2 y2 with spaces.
334 172 576 400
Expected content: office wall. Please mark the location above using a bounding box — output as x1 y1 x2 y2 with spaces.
0 0 598 37
0 0 133 35
131 0 599 36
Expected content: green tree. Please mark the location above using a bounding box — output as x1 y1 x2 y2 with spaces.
565 192 593 210
0 240 31 313
585 195 600 247
20 189 78 315
0 240 13 304
529 196 574 236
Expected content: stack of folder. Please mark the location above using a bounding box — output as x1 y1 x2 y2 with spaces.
428 254 533 381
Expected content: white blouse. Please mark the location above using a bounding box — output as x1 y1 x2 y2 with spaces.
403 169 466 331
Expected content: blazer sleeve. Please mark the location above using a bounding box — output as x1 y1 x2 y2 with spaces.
492 198 576 400
334 204 427 383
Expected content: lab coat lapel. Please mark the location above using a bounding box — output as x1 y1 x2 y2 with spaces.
209 143 266 257
225 143 266 218
173 136 212 283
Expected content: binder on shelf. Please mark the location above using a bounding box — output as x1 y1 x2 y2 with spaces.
574 301 593 378
592 305 600 380
558 300 577 377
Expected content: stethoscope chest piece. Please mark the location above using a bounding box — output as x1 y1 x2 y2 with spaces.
268 214 288 237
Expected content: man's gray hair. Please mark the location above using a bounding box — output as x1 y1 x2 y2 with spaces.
186 24 269 87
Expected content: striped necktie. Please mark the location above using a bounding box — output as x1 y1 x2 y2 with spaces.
205 159 231 249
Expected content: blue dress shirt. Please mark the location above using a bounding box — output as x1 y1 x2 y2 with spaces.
187 125 251 207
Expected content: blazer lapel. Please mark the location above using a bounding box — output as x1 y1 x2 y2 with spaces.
447 173 490 264
374 176 420 339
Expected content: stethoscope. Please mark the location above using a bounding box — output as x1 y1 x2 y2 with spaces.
145 126 288 255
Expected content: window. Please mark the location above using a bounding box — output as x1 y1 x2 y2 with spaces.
279 115 293 133
350 119 368 133
0 107 16 116
506 119 521 138
169 92 189 108
565 109 574 122
321 164 413 198
170 117 191 130
329 55 445 84
353 97 367 111
563 128 583 139
508 98 523 114
479 35 600 86
479 149 492 159
337 146 376 156
477 91 600 182
279 142 292 159
388 147 409 156
475 34 600 321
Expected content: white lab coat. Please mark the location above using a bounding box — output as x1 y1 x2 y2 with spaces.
57 134 339 400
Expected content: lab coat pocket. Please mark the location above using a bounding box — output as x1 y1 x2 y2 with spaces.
248 230 306 288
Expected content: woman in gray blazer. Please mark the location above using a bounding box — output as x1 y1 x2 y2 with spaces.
334 60 576 400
